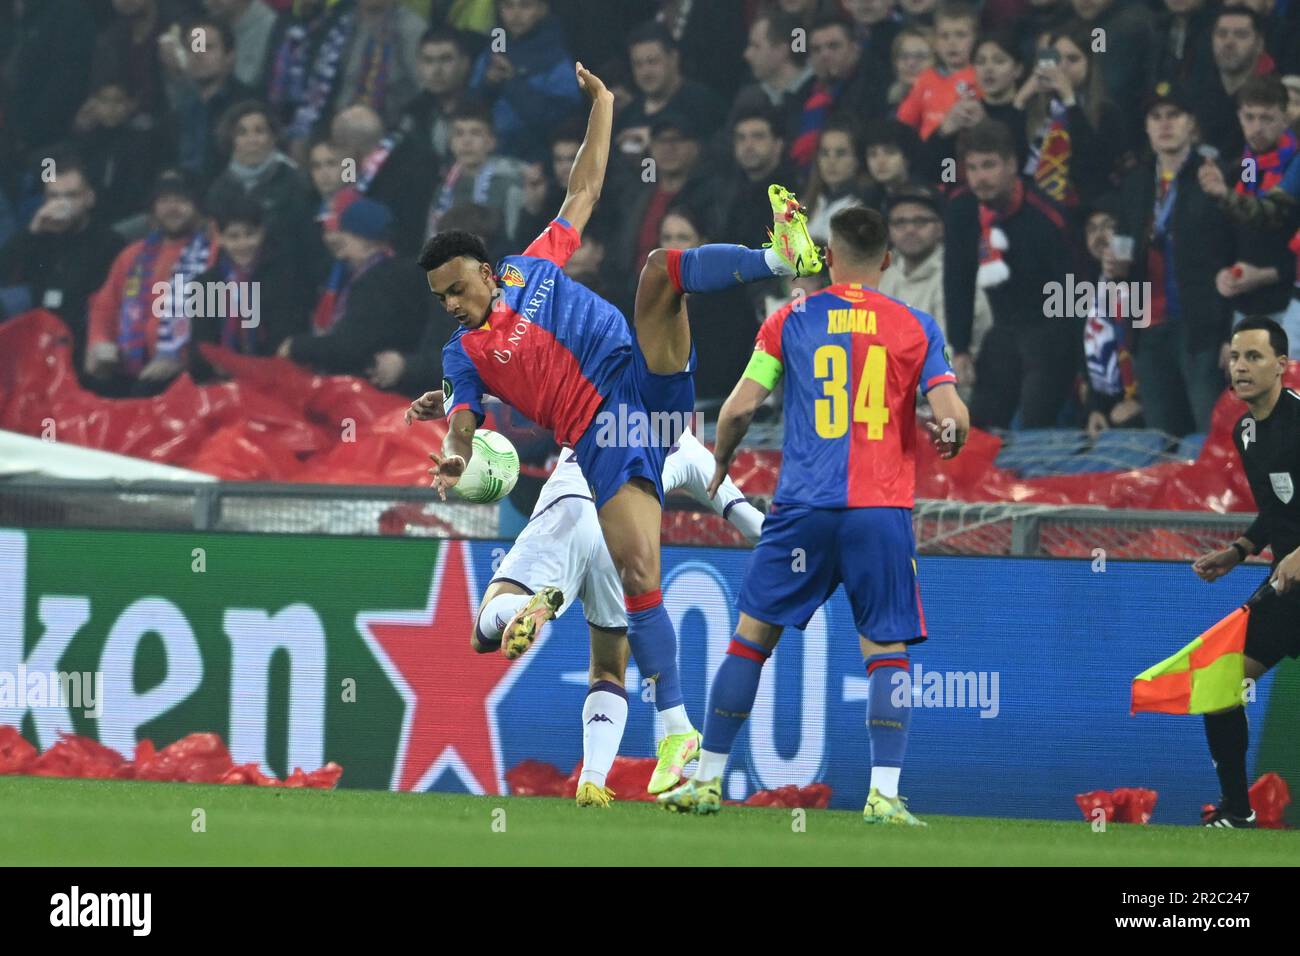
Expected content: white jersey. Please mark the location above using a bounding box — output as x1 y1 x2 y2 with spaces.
494 430 764 630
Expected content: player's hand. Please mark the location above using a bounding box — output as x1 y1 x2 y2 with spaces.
1271 548 1300 594
1193 547 1240 582
706 457 730 500
1198 158 1229 199
925 419 964 460
427 452 466 500
576 61 611 103
405 389 445 425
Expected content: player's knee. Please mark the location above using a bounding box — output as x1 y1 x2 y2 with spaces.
615 552 658 596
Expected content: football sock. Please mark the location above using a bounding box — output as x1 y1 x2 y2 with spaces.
697 749 729 782
723 496 765 542
762 246 796 277
870 766 901 799
579 680 628 788
667 245 780 294
1204 708 1251 816
477 592 529 646
625 590 685 712
865 652 912 797
700 635 770 767
659 704 693 736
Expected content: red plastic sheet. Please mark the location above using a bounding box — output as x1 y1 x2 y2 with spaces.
3 309 1297 512
0 310 451 485
0 727 343 788
1075 787 1158 824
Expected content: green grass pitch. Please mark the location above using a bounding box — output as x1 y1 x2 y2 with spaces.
1 777 1295 866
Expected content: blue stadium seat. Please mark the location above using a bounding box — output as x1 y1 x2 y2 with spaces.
1175 433 1206 461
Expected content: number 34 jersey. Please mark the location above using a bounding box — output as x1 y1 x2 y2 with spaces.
747 282 956 509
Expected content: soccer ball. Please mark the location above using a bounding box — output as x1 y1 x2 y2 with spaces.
443 428 520 503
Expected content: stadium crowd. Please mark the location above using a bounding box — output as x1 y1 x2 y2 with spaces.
2 0 1300 439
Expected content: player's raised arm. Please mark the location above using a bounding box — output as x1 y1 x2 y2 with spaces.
555 62 614 237
708 377 771 499
924 383 970 460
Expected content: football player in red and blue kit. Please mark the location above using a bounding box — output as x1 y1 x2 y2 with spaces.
658 206 971 823
415 63 825 794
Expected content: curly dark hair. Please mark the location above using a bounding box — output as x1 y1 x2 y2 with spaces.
417 229 491 272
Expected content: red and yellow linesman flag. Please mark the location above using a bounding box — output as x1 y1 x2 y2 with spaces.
1131 582 1275 715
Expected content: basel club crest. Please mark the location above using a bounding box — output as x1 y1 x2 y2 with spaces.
501 264 526 288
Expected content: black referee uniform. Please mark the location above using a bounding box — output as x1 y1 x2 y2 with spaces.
1205 386 1300 825
1232 387 1300 669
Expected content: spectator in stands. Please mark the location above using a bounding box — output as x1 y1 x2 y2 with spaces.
0 158 124 377
878 185 991 395
469 0 582 161
1081 202 1143 437
1014 25 1127 208
190 196 310 380
615 23 728 159
511 121 582 247
69 80 172 229
330 104 435 256
279 197 431 378
1156 0 1219 89
900 0 939 25
844 1 904 104
86 168 220 396
659 205 757 403
861 118 920 211
335 0 428 129
887 26 936 108
652 0 748 103
400 28 476 171
5 0 96 154
1190 5 1273 159
165 16 257 183
720 107 795 249
1111 82 1232 437
1068 0 1157 146
206 101 316 253
805 122 866 246
944 119 1077 429
91 0 184 125
608 112 715 297
1014 0 1072 65
789 15 888 172
732 9 815 144
1285 75 1300 127
204 0 277 91
1210 76 1298 330
307 134 345 212
897 1 980 143
270 0 355 140
424 101 524 243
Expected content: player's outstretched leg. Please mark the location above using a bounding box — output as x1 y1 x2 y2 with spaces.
597 480 701 793
632 183 823 376
659 615 780 814
860 645 925 827
501 586 564 660
576 625 631 808
1201 705 1256 827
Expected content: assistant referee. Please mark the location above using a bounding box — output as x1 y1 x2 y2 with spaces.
1191 316 1300 827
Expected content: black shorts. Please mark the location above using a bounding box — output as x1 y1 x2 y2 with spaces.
1245 580 1300 670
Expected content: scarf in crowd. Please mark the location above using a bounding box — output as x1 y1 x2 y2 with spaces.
976 178 1024 289
1084 290 1135 398
356 135 397 194
217 255 260 354
118 230 214 373
1235 129 1299 197
287 6 357 139
1029 99 1076 206
268 7 334 114
791 81 842 171
312 248 392 334
228 151 293 192
426 160 499 237
354 10 397 118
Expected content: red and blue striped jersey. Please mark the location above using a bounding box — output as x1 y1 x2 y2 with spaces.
747 283 956 509
440 219 632 446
